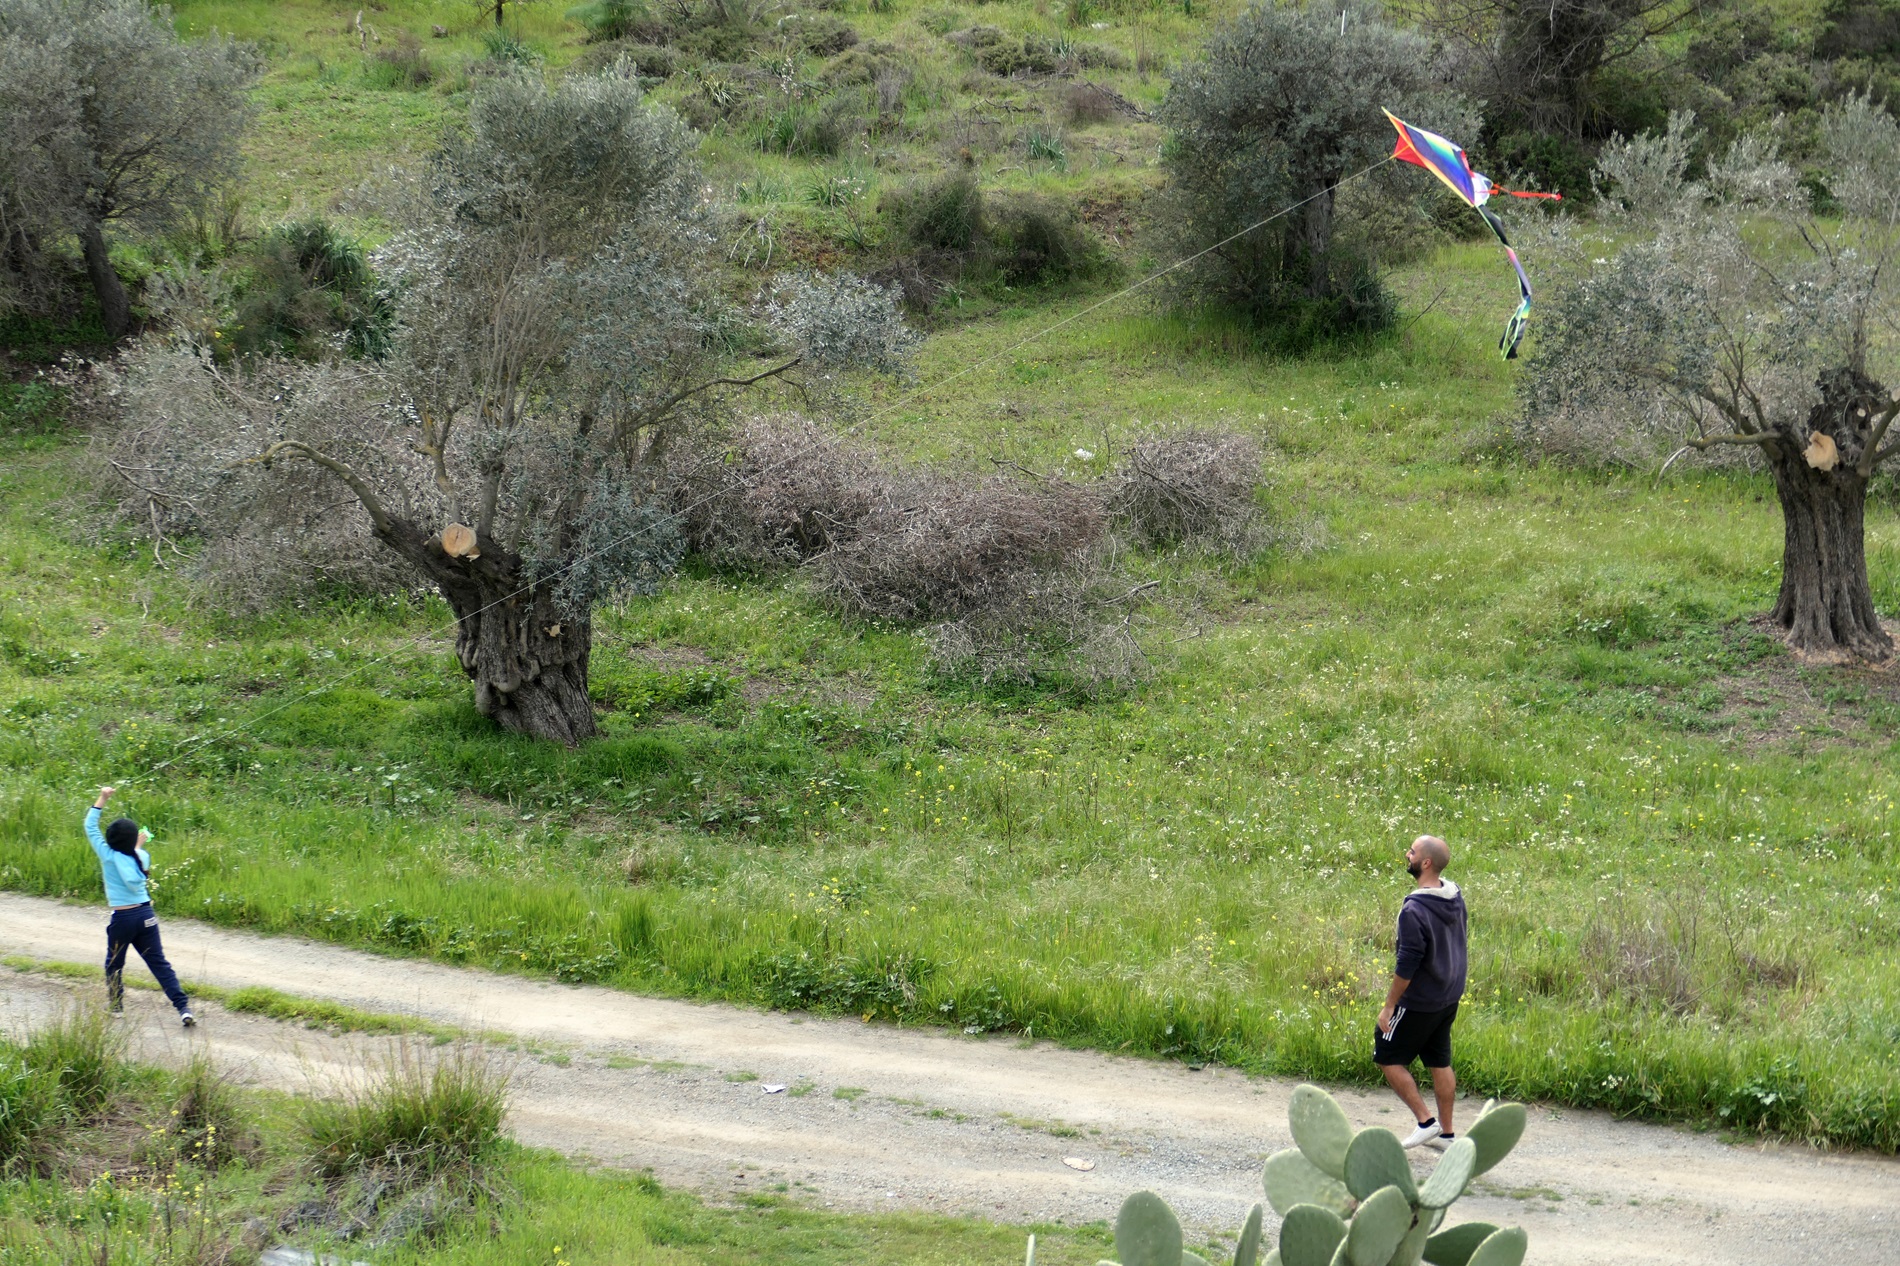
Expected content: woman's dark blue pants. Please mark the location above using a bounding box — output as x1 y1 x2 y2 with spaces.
105 904 189 1014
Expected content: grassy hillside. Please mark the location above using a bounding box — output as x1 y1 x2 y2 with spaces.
3 0 1899 1166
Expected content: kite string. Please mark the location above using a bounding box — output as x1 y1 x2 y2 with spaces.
123 154 1398 788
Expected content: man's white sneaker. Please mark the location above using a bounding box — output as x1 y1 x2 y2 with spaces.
1400 1120 1442 1149
1426 1132 1455 1151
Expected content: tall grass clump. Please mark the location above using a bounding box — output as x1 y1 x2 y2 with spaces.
21 1005 126 1118
0 1043 61 1179
150 1053 250 1173
304 1042 507 1182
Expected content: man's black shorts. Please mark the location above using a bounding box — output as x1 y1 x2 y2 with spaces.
1373 1002 1458 1068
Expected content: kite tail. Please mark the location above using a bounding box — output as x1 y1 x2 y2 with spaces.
1479 206 1534 360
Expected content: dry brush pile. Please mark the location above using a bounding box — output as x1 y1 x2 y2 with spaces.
682 417 1276 692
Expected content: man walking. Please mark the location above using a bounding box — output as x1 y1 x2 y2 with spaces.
1374 834 1466 1149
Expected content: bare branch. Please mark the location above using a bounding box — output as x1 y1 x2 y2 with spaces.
1684 432 1779 449
1860 397 1900 474
646 356 804 423
237 440 395 535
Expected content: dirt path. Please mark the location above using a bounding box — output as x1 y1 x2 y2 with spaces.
2 893 1894 1264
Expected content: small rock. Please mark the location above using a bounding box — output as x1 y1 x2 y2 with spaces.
1061 1157 1095 1171
431 24 447 37
762 1083 787 1094
240 1216 271 1250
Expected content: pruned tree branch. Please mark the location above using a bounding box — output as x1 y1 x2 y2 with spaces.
1684 431 1779 449
237 439 395 534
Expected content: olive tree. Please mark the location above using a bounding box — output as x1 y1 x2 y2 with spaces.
0 0 255 338
1522 100 1900 662
107 67 914 742
1154 0 1470 335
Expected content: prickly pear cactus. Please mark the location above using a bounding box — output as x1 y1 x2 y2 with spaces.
1078 1089 1529 1266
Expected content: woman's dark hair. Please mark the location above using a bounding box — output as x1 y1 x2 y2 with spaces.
104 817 149 877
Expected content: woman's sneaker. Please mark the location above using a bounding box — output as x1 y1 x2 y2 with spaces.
1401 1119 1442 1149
180 1010 196 1028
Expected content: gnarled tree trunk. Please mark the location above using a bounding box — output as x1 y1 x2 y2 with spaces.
79 218 132 342
1764 369 1895 662
380 518 597 745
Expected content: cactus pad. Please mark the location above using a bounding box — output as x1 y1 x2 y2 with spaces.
1344 1184 1414 1266
1233 1202 1264 1266
1288 1085 1355 1180
1115 1191 1184 1266
1387 1213 1433 1266
1464 1228 1527 1266
1415 1137 1477 1208
1183 1254 1211 1266
1343 1127 1417 1202
1421 1222 1498 1266
1465 1104 1526 1178
1278 1203 1349 1266
1264 1149 1355 1217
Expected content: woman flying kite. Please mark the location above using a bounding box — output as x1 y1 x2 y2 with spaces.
1383 111 1561 359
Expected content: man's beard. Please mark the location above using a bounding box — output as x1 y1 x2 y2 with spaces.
1406 861 1423 878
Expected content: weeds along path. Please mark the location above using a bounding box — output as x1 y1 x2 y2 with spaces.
3 893 1895 1264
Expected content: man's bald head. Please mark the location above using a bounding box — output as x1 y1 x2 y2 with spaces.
1413 835 1450 874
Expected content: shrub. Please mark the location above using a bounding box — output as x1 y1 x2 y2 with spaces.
21 1005 125 1118
305 1042 507 1182
797 13 860 55
229 217 391 359
814 471 1106 622
1154 0 1466 337
1065 81 1118 126
367 30 434 89
889 171 985 251
1107 429 1265 552
670 415 891 565
989 193 1101 285
567 0 650 42
684 420 1156 691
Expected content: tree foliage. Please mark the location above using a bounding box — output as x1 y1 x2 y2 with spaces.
0 0 256 337
1521 97 1900 659
1154 0 1470 339
98 66 914 741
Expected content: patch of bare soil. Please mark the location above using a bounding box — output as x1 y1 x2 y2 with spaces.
4 894 1898 1265
1705 616 1900 750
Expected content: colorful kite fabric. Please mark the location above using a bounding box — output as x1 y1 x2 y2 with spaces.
1383 110 1560 360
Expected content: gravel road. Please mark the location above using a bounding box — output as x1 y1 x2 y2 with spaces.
2 892 1894 1264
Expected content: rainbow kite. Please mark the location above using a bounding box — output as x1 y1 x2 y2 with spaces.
1384 110 1561 359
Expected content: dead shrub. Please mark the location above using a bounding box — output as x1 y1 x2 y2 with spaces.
815 471 1105 622
1581 915 1702 1015
663 416 889 566
679 418 1156 690
1107 428 1265 553
84 345 432 613
1065 82 1117 126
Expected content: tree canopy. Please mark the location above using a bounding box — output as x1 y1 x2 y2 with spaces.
1155 0 1470 339
0 0 255 337
103 66 914 742
1522 97 1900 659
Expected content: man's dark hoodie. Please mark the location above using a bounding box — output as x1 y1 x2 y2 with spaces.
1394 880 1467 1010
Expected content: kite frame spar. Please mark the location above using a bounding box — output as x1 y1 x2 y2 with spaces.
1383 110 1560 359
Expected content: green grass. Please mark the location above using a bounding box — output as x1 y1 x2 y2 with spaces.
5 278 1897 1148
2 0 1898 1163
0 1024 1114 1265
